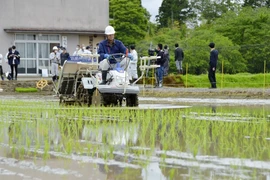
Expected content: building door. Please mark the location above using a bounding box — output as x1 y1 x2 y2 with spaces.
15 42 37 74
15 33 60 75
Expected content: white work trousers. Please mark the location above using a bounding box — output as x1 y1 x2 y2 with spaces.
51 63 59 76
99 58 130 71
128 62 138 80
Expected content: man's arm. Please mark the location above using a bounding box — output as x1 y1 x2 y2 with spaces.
116 40 128 55
98 43 105 60
174 49 178 61
181 49 184 60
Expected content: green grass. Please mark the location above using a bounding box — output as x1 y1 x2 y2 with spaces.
15 87 38 93
138 73 270 88
183 73 270 88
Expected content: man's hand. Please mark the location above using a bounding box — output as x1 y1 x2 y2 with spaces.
104 54 109 59
212 67 215 71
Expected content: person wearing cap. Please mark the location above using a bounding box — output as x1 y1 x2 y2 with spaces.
98 25 133 85
60 47 70 66
208 42 218 88
50 46 60 81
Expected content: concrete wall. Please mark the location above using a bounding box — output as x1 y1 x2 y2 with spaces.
0 0 108 74
0 0 109 31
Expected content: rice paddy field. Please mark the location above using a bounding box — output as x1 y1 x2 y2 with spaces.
0 95 270 180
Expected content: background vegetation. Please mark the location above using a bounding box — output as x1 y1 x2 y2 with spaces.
109 0 270 75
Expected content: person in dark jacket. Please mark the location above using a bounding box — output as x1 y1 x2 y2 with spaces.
208 42 218 88
163 45 170 76
174 43 184 74
155 43 165 88
60 47 70 66
7 45 20 80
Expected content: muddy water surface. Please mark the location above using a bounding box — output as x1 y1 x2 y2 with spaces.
0 95 270 180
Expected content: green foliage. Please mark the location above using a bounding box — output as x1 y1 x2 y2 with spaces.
109 1 270 75
214 7 270 73
109 0 149 45
183 73 270 88
182 29 246 74
243 0 270 8
189 0 242 24
136 25 186 56
157 0 192 28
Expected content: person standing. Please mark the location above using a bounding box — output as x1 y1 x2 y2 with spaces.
163 45 170 76
60 47 70 66
84 46 92 54
73 45 81 56
7 45 20 80
208 42 218 89
174 43 184 74
155 43 165 88
128 45 138 83
0 53 4 80
50 46 60 82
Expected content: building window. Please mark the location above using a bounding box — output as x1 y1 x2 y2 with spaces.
38 35 48 41
14 33 60 75
27 34 36 40
49 35 60 41
15 34 25 40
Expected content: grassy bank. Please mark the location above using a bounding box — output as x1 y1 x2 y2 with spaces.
140 73 270 88
184 73 270 88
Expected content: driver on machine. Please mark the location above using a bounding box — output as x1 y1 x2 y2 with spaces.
98 25 133 85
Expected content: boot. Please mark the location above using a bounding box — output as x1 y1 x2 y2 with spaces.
52 75 56 82
99 71 107 85
159 80 163 88
1 75 4 81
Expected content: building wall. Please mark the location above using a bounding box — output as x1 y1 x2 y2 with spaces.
0 0 108 75
0 0 109 31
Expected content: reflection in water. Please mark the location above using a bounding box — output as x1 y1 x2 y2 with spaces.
0 105 270 180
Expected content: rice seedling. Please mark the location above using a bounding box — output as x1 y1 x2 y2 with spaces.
0 99 269 179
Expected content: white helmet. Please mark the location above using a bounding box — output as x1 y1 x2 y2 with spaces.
105 25 115 35
53 46 58 50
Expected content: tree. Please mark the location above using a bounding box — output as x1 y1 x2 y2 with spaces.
243 0 270 8
109 0 149 45
157 0 192 28
181 29 246 75
189 0 242 24
214 7 270 73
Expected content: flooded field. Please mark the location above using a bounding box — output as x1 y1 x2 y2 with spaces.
0 96 270 180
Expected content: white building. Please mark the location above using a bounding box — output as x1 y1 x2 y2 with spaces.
0 0 108 76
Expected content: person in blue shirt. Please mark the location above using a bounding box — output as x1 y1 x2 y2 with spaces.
98 25 131 85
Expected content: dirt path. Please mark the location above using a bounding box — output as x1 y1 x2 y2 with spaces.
1 80 270 99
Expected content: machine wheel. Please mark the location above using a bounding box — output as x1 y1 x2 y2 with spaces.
126 94 139 107
100 93 119 107
76 84 92 106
